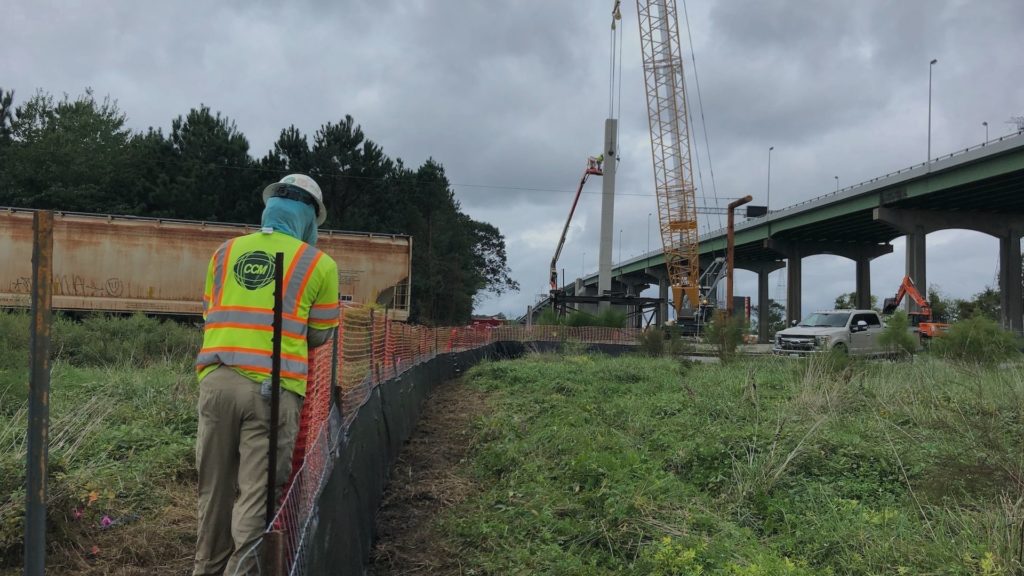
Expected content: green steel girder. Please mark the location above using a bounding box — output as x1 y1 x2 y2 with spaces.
586 143 1024 287
902 148 1024 202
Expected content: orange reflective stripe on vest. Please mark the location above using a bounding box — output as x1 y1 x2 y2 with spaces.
211 238 237 307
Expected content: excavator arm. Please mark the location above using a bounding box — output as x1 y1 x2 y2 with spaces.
881 276 932 317
550 162 603 291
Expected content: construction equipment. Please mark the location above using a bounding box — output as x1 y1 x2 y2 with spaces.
549 159 604 291
881 275 950 339
636 0 701 317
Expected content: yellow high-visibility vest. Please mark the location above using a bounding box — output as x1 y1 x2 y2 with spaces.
195 230 340 396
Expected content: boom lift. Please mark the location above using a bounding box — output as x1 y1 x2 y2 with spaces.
550 158 604 291
881 275 950 339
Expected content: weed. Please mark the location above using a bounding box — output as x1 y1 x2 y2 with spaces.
878 310 918 359
931 317 1022 366
447 354 1024 574
639 328 666 357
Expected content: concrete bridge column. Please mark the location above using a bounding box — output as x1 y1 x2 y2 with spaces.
764 238 893 326
905 226 927 315
855 257 872 310
786 255 802 327
875 207 1024 325
737 260 785 344
759 269 770 342
999 230 1023 333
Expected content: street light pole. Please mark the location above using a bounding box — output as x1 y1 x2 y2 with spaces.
928 58 938 164
834 175 839 193
618 228 622 262
983 121 989 143
767 146 774 237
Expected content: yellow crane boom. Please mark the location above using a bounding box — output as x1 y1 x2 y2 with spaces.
636 0 700 315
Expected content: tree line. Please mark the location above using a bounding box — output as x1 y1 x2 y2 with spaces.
0 88 518 325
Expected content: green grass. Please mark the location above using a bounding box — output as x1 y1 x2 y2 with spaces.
449 353 1024 575
0 311 200 569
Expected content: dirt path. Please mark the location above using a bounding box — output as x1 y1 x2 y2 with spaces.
369 379 489 576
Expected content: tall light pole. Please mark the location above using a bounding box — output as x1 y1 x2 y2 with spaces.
928 58 938 164
767 146 774 237
581 251 585 278
834 175 839 193
618 228 622 262
983 121 989 143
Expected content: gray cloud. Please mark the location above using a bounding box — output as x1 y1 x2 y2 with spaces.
4 0 1022 319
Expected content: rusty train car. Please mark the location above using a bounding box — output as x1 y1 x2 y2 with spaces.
0 207 411 320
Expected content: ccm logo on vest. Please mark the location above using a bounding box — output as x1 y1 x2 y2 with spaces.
233 251 277 290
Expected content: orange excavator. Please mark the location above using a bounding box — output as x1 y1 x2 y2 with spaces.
881 275 950 340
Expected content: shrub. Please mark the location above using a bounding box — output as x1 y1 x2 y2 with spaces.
704 311 748 361
0 310 30 370
0 311 200 368
535 308 563 326
878 310 918 358
930 316 1021 365
541 308 627 328
639 328 666 357
53 313 201 366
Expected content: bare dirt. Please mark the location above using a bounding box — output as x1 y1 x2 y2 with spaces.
369 379 489 576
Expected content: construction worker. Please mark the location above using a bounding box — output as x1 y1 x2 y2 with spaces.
192 174 339 576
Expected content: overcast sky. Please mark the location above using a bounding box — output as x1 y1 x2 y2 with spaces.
5 0 1024 319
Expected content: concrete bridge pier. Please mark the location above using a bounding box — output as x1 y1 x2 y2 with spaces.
855 256 874 310
765 238 894 326
737 261 785 344
875 207 1024 333
904 226 927 314
1000 229 1023 333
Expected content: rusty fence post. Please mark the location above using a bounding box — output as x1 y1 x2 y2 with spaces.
25 210 54 576
262 529 287 576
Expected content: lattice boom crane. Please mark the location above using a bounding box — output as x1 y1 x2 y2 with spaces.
636 0 700 315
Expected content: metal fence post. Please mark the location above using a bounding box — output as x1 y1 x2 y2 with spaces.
266 252 284 527
25 210 53 576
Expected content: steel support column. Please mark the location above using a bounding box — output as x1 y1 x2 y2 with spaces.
999 230 1023 333
658 276 668 325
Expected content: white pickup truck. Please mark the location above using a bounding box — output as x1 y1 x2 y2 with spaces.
773 309 886 356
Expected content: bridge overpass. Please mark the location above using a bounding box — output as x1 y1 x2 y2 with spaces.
543 132 1024 342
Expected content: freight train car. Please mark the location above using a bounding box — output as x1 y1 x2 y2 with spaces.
0 207 411 320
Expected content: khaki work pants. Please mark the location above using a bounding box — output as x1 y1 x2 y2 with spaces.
193 366 302 576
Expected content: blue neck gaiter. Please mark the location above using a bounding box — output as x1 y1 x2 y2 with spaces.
261 197 318 245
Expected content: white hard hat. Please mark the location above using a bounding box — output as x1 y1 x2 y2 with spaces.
262 174 327 226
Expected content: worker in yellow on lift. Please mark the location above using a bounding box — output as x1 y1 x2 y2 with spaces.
192 174 340 576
